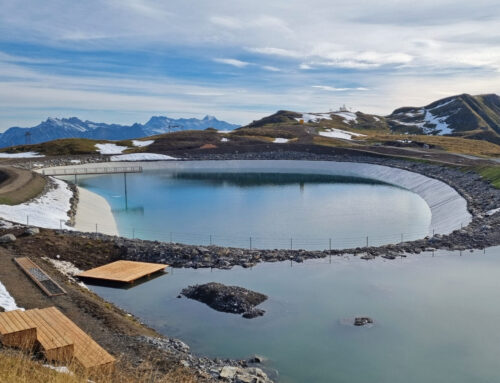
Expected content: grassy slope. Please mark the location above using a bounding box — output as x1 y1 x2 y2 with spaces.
0 349 197 383
474 166 500 188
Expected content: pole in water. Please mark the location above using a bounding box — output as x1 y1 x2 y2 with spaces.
401 233 403 243
249 236 252 250
60 220 62 230
95 223 98 233
132 228 135 239
366 236 369 247
210 235 212 246
74 174 77 185
124 172 128 210
27 215 29 226
290 238 293 250
329 238 332 252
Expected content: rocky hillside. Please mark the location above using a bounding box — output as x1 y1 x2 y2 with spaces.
0 115 239 148
386 94 500 143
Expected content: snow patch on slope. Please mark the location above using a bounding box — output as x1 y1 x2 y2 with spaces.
0 281 22 311
273 138 289 143
0 178 72 230
319 128 366 140
132 140 154 147
95 143 128 154
0 152 44 158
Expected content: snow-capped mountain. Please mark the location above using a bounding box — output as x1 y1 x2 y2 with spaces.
0 115 239 148
386 93 500 142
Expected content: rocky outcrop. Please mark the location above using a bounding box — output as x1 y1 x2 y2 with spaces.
354 317 373 326
0 233 16 243
181 282 267 318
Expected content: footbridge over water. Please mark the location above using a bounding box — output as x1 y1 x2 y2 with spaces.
41 166 142 209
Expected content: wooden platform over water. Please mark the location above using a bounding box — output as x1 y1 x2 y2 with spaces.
78 260 168 283
0 307 115 370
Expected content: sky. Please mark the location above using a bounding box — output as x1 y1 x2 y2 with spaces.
0 0 499 130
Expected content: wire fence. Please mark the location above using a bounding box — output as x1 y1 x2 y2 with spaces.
60 217 468 251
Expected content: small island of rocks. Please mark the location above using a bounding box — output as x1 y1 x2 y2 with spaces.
181 282 268 319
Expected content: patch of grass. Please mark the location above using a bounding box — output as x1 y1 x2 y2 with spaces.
362 134 500 157
0 139 108 156
0 349 198 383
312 135 355 147
474 165 500 188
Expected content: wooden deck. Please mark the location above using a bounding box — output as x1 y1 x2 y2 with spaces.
77 260 168 283
0 307 115 370
14 257 66 296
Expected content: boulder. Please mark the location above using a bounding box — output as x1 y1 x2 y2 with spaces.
25 227 40 236
181 282 267 318
0 234 16 243
354 317 374 326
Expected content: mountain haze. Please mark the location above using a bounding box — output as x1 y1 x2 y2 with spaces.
0 115 239 148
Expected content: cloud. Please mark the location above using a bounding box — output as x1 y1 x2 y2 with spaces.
213 58 250 68
312 86 368 92
262 65 281 72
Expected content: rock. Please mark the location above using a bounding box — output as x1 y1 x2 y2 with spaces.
242 309 265 319
220 365 238 379
0 306 4 312
247 355 266 364
25 227 40 236
354 317 374 326
181 282 267 318
0 234 16 243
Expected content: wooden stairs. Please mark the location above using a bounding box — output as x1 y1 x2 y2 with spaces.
0 307 115 371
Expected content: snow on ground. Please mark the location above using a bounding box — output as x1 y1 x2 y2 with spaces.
332 111 358 124
0 280 22 311
373 116 380 122
43 257 86 288
0 178 72 230
132 139 154 147
221 137 229 142
319 128 366 140
486 207 500 216
423 111 452 134
95 143 128 154
0 152 44 158
273 138 289 143
217 130 233 134
110 153 178 161
296 113 333 123
70 159 81 164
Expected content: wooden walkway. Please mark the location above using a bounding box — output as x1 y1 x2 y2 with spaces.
14 257 66 296
78 260 168 283
41 166 142 176
0 307 115 370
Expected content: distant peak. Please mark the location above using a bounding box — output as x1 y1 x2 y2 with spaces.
203 115 216 121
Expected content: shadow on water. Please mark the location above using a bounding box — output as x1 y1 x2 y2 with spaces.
170 172 393 188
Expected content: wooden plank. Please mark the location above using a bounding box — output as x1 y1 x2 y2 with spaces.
23 309 74 362
14 257 66 296
39 307 114 370
78 260 167 283
0 310 37 350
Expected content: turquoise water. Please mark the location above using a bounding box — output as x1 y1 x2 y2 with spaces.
76 170 431 249
91 248 500 383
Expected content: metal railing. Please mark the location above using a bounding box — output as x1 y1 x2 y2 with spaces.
42 166 143 176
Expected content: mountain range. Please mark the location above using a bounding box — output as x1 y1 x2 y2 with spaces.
0 115 239 148
386 93 500 144
244 93 500 145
